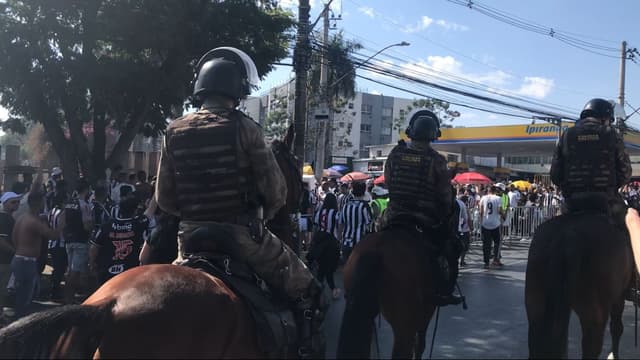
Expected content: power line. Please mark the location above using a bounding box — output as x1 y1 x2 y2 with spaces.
447 0 625 59
357 74 536 119
310 40 577 119
340 28 598 99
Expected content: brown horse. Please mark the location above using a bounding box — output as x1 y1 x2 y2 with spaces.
268 124 303 254
525 212 634 358
336 227 439 359
0 125 306 358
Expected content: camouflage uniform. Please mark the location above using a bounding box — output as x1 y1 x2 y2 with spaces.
155 105 314 300
550 117 631 225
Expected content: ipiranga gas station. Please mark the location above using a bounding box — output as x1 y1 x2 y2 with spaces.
353 122 640 180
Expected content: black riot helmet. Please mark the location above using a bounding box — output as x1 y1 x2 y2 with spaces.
191 47 260 107
405 109 441 141
579 98 614 121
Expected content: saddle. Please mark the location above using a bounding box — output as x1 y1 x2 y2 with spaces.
178 253 297 358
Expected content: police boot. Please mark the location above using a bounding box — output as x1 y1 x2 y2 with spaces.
433 255 463 307
294 280 327 359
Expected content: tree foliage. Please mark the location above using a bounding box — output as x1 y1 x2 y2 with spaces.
393 98 461 131
263 95 291 140
308 31 362 108
0 0 294 183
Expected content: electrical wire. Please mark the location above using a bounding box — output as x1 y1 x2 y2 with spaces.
310 40 577 119
446 0 624 59
340 28 599 99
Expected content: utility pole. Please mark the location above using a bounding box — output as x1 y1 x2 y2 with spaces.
293 0 311 170
314 7 330 180
619 40 627 107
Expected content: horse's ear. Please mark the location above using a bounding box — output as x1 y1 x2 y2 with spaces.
284 123 295 151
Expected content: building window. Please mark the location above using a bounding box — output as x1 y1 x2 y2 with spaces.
338 140 344 147
447 154 458 162
399 109 405 116
348 103 354 109
339 122 345 128
382 107 392 117
376 150 382 157
361 124 372 132
381 126 392 136
361 104 372 114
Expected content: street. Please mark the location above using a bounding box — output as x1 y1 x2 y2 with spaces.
323 241 639 359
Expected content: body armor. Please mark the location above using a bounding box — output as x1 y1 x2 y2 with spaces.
166 110 253 222
561 124 617 196
387 140 441 222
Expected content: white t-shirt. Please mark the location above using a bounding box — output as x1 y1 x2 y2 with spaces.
480 194 502 230
508 190 520 208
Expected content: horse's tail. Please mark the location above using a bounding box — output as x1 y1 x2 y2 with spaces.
337 251 381 359
0 300 115 359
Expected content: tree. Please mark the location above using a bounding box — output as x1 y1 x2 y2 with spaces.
393 98 461 131
263 95 292 140
0 0 294 184
306 32 361 166
308 31 362 109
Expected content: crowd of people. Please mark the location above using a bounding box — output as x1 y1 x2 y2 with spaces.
299 175 572 287
0 165 170 322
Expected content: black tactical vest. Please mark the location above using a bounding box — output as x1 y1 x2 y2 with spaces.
166 110 252 222
562 124 617 195
387 141 440 217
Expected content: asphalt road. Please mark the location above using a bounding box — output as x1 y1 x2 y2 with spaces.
322 240 640 359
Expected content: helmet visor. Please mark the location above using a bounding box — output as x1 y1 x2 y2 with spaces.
196 47 260 91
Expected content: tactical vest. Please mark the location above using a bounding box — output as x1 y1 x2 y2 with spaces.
562 125 617 196
166 110 253 222
387 141 440 218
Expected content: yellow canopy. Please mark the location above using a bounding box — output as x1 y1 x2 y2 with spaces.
511 180 532 191
303 165 314 176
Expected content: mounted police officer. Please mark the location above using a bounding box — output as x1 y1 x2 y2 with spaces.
551 98 631 226
154 47 323 357
380 109 463 307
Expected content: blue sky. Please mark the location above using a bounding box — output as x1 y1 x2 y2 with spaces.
265 0 640 128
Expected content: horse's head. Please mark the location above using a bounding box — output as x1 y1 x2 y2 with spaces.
271 124 303 214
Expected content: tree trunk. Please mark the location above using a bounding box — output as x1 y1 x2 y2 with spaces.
91 107 107 184
105 100 151 170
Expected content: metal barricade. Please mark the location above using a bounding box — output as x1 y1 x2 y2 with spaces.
468 205 561 244
503 205 561 242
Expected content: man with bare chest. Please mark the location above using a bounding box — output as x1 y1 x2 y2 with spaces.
11 190 59 317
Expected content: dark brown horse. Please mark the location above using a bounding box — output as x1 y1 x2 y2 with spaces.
268 125 303 253
0 125 305 358
336 227 439 359
525 213 633 358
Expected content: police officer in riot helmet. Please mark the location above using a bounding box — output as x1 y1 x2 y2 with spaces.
380 109 463 306
155 47 324 357
551 98 631 224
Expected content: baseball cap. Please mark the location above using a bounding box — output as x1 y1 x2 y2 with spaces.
51 167 62 176
495 182 506 191
1 192 21 204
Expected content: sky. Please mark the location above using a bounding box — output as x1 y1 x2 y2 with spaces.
262 0 640 128
1 0 638 131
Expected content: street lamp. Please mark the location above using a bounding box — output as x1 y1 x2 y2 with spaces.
330 41 410 88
